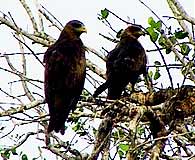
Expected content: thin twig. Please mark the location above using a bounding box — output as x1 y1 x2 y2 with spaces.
153 42 174 88
39 8 62 31
0 52 43 57
13 35 44 67
99 33 119 43
40 5 63 28
105 8 131 24
138 0 169 29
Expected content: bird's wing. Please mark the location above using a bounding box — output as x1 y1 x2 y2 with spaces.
109 40 146 73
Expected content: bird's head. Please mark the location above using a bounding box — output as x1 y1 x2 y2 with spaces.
121 25 146 39
64 20 87 38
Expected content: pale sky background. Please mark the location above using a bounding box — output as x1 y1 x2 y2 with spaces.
0 0 194 160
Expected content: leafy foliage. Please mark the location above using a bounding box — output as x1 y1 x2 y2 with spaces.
174 30 189 39
146 17 162 42
101 8 109 19
180 43 191 55
21 154 28 160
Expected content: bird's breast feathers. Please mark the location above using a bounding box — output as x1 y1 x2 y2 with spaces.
45 41 86 88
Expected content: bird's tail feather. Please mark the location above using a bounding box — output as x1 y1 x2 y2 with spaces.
93 80 110 98
47 112 68 135
47 96 79 135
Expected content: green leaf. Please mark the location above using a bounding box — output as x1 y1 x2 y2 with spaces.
174 31 188 39
154 21 162 31
11 148 17 155
2 150 10 159
137 127 145 135
158 35 166 46
72 122 81 132
119 143 129 152
82 90 89 96
148 18 162 31
118 150 124 158
181 44 191 55
154 69 161 80
154 61 161 66
22 154 28 160
166 48 172 54
93 127 97 134
148 17 156 27
146 27 159 42
193 69 195 74
168 36 177 44
101 9 109 19
148 70 153 79
19 151 23 156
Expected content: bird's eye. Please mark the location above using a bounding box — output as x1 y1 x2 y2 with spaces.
72 23 82 28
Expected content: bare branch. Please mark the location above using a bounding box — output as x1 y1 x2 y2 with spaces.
19 0 38 32
0 99 44 117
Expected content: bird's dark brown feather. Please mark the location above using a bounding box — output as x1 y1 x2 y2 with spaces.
93 25 147 99
44 20 86 134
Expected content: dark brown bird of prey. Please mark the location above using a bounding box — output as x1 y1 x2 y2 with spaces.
44 20 87 134
93 25 147 99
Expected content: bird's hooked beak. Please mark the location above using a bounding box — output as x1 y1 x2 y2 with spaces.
137 30 146 36
78 26 87 33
